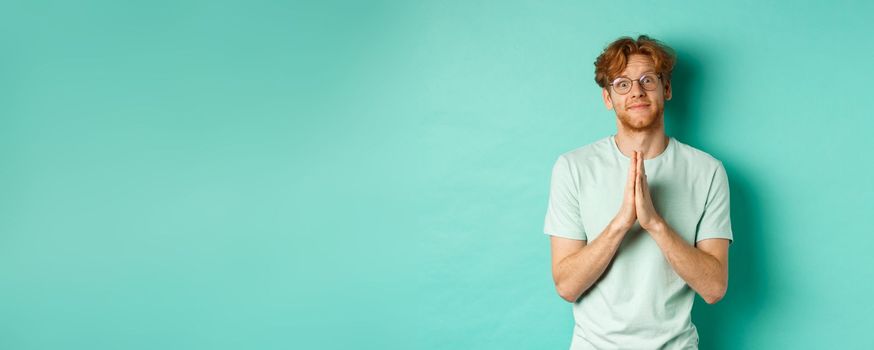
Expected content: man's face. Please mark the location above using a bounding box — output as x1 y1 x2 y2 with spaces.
602 54 672 132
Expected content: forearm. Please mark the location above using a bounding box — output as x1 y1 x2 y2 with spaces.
554 222 628 302
648 221 727 304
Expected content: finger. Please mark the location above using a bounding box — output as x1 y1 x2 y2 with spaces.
632 152 640 202
626 151 636 191
638 153 650 201
643 175 652 200
635 161 643 200
641 170 653 202
640 173 648 200
636 150 644 178
638 154 646 176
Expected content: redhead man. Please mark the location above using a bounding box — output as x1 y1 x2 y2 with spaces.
543 35 733 349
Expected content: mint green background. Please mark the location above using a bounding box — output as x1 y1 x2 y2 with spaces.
1 1 872 349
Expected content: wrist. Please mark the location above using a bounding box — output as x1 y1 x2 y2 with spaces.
608 219 632 235
645 218 668 235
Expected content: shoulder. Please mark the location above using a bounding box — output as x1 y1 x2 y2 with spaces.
555 136 614 167
671 138 728 180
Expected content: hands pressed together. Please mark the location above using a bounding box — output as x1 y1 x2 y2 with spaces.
612 151 666 233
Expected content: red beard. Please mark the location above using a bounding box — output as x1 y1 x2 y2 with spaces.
617 105 663 132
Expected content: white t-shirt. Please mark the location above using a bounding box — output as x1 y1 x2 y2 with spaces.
543 134 733 350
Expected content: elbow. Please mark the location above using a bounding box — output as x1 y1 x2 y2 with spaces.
703 294 723 305
560 291 578 303
702 285 727 305
555 284 581 303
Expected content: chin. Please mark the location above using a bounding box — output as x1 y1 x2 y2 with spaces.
631 115 655 126
619 113 660 131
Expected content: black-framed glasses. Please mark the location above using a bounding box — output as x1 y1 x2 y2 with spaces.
610 73 663 95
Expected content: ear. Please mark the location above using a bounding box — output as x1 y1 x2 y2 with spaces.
664 80 672 101
602 88 614 110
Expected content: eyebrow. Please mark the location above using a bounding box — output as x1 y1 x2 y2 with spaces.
613 71 657 81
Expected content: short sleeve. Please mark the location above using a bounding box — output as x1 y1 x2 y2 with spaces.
543 155 587 240
695 161 734 245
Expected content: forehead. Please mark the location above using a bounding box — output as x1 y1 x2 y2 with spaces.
618 54 656 77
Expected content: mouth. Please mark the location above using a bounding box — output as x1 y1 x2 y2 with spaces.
628 104 650 110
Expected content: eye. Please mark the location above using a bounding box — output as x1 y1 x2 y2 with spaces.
616 80 631 89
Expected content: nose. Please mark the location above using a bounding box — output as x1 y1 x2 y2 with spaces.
629 80 646 97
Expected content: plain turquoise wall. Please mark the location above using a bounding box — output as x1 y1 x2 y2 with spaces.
1 1 873 349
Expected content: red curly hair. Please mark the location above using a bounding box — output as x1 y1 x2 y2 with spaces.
594 35 676 89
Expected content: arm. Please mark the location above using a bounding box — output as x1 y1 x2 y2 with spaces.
550 222 629 303
549 152 641 303
633 150 731 304
647 223 729 304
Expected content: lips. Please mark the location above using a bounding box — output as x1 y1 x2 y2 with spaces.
628 103 650 109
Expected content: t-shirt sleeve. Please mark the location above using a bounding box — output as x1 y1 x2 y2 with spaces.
543 155 587 240
695 161 734 245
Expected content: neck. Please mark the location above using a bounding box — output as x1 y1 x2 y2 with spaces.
614 126 669 160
